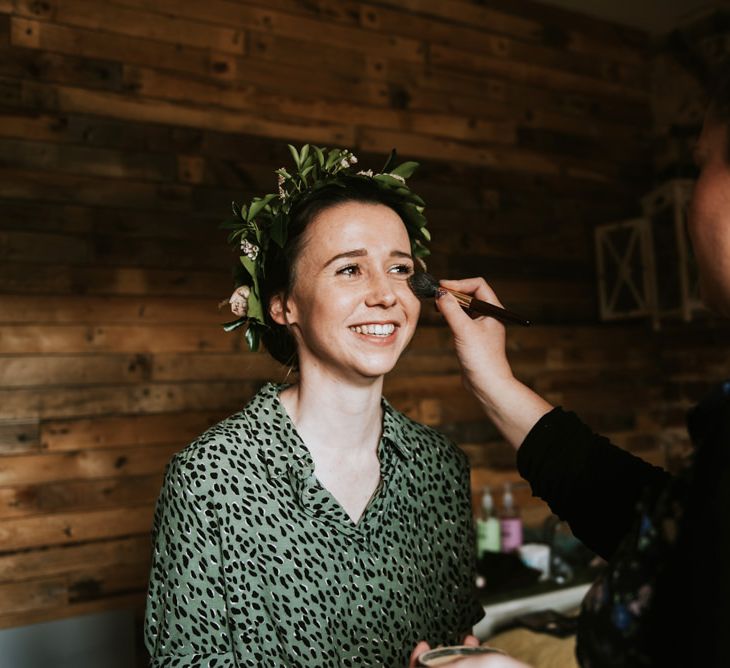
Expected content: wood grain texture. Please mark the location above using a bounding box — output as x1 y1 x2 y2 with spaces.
2 0 706 634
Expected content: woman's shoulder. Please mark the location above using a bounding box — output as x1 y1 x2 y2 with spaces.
164 384 280 489
384 400 468 469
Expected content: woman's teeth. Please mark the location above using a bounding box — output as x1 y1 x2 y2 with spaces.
350 323 396 336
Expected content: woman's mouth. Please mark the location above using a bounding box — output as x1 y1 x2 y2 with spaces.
349 323 397 337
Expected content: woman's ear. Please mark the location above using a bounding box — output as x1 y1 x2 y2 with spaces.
269 293 289 326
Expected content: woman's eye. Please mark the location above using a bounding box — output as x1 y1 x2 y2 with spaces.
336 264 360 277
389 264 414 275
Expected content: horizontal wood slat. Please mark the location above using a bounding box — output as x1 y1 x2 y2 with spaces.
0 0 691 635
0 505 154 552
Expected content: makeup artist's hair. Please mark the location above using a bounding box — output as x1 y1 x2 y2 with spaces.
260 178 409 369
707 60 730 162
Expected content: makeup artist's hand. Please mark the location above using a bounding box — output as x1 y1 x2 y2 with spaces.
436 277 553 449
445 654 532 668
407 634 480 667
436 278 512 403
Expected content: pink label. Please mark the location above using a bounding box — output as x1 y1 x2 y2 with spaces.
500 518 523 552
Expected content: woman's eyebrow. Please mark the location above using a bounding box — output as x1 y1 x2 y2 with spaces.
323 249 412 268
323 249 367 268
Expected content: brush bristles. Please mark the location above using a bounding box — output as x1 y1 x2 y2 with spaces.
407 271 440 298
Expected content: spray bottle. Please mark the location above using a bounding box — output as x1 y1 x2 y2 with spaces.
476 485 501 557
499 481 523 553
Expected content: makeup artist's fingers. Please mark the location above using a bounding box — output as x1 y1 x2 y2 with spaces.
446 655 532 668
408 641 431 667
436 289 513 399
439 277 505 308
435 288 478 331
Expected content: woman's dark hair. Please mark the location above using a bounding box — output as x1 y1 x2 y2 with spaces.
259 178 410 369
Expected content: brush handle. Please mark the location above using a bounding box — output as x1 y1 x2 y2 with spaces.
447 288 530 326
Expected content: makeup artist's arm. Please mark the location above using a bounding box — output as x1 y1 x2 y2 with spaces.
435 277 552 449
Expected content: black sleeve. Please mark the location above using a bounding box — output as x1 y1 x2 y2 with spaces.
516 407 670 561
685 387 730 664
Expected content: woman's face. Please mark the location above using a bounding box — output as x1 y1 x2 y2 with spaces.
273 201 421 383
688 117 730 316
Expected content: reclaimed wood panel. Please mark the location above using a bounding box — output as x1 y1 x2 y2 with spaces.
0 0 678 635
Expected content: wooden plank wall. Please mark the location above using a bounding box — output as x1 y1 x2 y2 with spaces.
0 0 657 630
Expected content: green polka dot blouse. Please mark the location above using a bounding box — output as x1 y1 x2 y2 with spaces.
145 383 483 667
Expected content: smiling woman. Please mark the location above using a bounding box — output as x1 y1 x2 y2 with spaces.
143 147 484 667
270 201 420 385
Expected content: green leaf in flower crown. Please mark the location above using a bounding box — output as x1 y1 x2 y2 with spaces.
413 240 430 258
324 148 341 170
381 149 397 173
288 144 301 169
247 193 277 222
240 255 257 281
246 286 264 324
300 164 314 181
389 161 419 179
373 174 407 188
228 228 247 245
222 317 247 332
270 214 287 247
245 325 261 352
299 144 310 164
220 216 240 230
314 146 325 168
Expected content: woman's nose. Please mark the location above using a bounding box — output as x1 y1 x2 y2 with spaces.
365 273 397 307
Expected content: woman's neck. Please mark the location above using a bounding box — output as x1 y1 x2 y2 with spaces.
279 369 384 457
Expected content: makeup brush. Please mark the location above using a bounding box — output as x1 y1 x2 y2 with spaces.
408 272 531 327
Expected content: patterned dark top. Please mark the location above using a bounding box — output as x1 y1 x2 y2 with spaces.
145 383 483 667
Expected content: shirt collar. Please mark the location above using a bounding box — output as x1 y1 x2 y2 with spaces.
248 383 412 480
380 396 411 459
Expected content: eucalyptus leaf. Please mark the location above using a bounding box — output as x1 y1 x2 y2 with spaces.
300 144 310 164
314 146 325 167
288 144 301 169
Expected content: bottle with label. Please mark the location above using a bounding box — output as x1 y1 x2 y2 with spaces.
499 482 523 553
476 485 501 557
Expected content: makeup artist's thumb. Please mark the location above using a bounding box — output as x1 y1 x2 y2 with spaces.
435 288 469 331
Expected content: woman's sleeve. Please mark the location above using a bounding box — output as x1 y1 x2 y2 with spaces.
144 454 236 667
517 408 670 561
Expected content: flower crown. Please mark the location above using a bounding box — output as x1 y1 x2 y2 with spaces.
222 144 430 352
